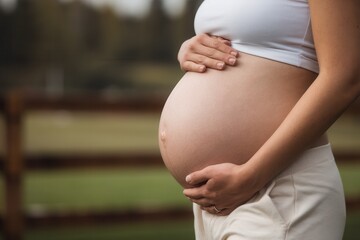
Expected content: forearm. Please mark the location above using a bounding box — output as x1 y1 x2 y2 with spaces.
244 72 360 190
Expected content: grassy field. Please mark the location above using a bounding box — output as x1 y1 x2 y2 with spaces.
0 112 360 239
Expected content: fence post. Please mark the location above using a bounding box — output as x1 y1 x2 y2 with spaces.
4 91 24 240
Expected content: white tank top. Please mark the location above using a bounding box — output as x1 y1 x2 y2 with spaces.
194 0 319 73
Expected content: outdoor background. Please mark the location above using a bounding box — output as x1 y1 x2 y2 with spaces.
0 0 359 239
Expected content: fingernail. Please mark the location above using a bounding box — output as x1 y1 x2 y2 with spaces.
231 51 238 57
186 175 191 183
199 65 206 72
229 57 236 65
217 62 225 69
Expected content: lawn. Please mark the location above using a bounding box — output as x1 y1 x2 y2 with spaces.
23 168 188 212
0 112 359 239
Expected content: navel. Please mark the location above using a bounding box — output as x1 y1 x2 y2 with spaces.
160 130 167 142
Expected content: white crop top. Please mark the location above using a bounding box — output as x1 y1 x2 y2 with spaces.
194 0 319 73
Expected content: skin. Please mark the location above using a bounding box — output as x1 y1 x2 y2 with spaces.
159 53 325 186
178 34 239 73
181 0 360 216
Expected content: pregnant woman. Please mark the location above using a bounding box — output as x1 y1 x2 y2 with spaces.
159 0 359 239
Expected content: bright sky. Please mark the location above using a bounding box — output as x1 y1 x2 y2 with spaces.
0 0 187 18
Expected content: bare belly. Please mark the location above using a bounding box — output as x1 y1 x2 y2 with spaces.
159 53 325 187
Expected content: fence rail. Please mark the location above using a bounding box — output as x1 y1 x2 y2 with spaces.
1 151 360 172
1 90 360 240
0 154 163 171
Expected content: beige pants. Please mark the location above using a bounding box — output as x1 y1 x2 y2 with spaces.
194 144 346 240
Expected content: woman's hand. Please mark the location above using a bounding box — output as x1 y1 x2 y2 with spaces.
178 33 239 73
183 163 261 216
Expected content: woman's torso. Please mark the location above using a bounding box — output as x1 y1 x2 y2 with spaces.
194 0 319 73
159 0 326 187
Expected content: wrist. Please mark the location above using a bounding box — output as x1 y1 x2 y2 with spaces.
235 161 267 193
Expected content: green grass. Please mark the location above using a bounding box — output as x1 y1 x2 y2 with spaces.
24 221 195 240
0 111 359 154
23 168 189 212
328 114 360 151
2 211 358 240
23 112 161 154
0 164 356 212
339 164 360 196
0 112 360 239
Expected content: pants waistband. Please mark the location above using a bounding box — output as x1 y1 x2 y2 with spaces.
277 143 334 178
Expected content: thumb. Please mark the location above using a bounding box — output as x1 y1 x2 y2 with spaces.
185 167 212 186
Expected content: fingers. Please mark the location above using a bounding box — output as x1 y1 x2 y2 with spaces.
191 34 238 66
200 34 238 57
181 61 206 73
185 168 211 186
186 46 235 70
201 205 223 215
190 197 214 207
200 204 233 216
201 204 236 216
183 167 217 198
211 36 232 46
184 185 215 203
182 55 225 72
183 180 240 216
212 207 233 216
178 34 239 72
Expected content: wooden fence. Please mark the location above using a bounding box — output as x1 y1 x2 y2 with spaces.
0 90 359 240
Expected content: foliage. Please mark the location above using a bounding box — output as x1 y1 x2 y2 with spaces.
0 0 201 92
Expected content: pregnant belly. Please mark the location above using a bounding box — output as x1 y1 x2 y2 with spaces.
159 53 317 187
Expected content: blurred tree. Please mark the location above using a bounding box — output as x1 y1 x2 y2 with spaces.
181 0 202 39
0 0 202 92
62 0 89 62
117 18 141 60
97 6 122 60
30 0 68 63
0 7 13 64
170 0 202 61
139 0 173 61
8 0 37 64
